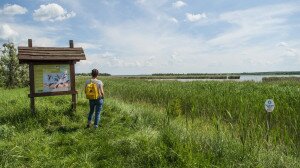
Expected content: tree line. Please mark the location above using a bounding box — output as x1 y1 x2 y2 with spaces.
76 73 111 76
153 71 300 76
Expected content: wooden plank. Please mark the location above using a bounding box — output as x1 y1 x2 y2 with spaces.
18 53 85 56
18 55 86 60
29 63 35 114
18 47 83 51
18 51 84 55
32 61 75 65
18 50 83 54
20 60 72 64
32 61 73 65
18 48 83 51
18 56 86 60
18 55 85 59
19 60 81 64
70 62 76 111
18 46 83 49
19 58 85 61
28 90 78 97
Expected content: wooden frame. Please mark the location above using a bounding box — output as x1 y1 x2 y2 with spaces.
18 39 86 114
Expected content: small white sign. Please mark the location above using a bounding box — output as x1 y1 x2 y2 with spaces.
265 99 275 112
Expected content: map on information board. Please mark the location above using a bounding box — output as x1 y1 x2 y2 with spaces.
34 65 71 93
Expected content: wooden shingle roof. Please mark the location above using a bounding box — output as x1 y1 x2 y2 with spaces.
18 40 86 63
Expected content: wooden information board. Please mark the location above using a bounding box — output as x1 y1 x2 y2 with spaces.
18 39 86 114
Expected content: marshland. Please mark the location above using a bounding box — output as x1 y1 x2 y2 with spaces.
1 0 300 167
1 76 299 167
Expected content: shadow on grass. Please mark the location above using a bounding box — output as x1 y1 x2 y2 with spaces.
0 107 80 129
44 124 80 134
0 108 35 125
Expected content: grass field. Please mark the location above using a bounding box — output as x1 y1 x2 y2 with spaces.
0 76 299 167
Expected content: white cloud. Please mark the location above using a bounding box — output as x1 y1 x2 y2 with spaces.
0 24 18 40
168 52 183 65
72 1 300 74
33 3 76 22
186 13 207 22
76 42 102 50
173 1 186 9
219 4 298 26
0 4 27 15
277 42 288 47
0 21 60 47
29 37 58 47
90 20 206 72
78 52 147 69
277 41 298 58
78 60 93 66
169 17 178 23
209 4 300 46
21 0 299 74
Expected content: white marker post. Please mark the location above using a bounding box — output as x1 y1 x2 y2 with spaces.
264 99 275 142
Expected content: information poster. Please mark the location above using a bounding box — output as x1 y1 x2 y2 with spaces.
34 64 71 93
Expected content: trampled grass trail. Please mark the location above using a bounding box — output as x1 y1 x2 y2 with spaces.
0 84 300 167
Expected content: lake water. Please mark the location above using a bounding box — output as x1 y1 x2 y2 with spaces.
150 75 300 82
240 75 300 82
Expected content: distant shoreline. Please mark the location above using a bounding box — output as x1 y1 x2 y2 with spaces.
75 71 300 77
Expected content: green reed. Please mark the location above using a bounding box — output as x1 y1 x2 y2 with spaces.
83 77 300 155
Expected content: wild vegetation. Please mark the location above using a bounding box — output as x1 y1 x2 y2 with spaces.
122 75 240 79
152 71 300 76
0 43 28 88
262 77 300 82
0 76 299 167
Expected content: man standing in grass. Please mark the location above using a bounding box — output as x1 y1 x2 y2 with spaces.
85 69 104 128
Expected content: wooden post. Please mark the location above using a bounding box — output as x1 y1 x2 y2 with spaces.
69 40 74 48
28 39 32 47
29 63 35 114
266 112 271 142
70 41 76 111
28 39 35 114
70 61 76 111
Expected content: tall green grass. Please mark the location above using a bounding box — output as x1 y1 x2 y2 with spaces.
92 77 300 156
0 77 299 167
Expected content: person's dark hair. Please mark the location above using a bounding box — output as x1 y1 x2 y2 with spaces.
91 69 99 78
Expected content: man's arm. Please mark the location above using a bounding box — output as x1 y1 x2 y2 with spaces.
100 84 104 98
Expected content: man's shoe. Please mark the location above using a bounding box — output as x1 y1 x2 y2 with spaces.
86 124 91 128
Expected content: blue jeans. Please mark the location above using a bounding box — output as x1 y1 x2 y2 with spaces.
88 98 104 126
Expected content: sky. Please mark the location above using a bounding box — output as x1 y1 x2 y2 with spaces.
0 0 300 75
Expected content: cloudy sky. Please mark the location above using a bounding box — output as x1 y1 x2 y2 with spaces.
0 0 300 75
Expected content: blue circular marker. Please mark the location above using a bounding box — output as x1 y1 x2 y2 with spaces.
265 99 275 112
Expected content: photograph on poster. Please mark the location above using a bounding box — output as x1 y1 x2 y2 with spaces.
34 65 71 93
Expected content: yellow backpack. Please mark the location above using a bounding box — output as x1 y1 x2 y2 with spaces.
85 80 100 100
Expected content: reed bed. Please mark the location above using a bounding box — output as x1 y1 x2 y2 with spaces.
263 77 300 82
96 78 300 155
122 75 240 79
0 77 299 167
